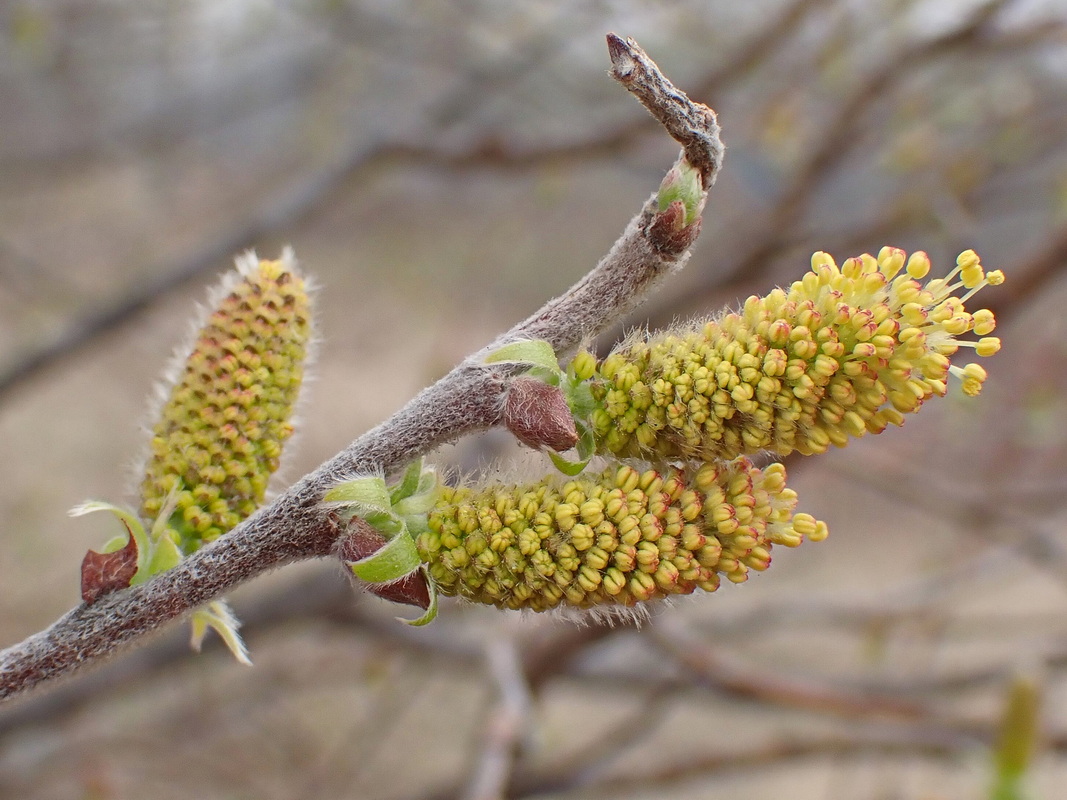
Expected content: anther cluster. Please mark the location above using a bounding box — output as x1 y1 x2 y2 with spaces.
418 460 826 611
140 254 311 552
575 248 1001 460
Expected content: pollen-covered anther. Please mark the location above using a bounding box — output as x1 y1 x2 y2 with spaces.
139 251 312 553
953 362 988 397
577 247 1003 461
418 459 825 611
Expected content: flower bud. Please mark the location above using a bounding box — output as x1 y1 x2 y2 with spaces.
657 159 704 225
503 377 579 452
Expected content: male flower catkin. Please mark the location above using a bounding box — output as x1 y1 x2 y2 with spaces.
575 247 1003 460
141 250 312 553
75 250 311 661
417 459 826 612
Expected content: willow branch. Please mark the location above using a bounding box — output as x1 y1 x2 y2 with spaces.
0 34 723 702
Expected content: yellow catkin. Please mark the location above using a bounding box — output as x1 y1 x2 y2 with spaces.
582 247 1001 460
417 459 826 611
139 251 312 552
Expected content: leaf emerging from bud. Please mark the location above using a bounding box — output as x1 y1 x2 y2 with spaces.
338 519 431 610
657 159 704 225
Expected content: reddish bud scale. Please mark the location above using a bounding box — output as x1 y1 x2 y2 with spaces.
503 378 579 452
338 520 432 610
80 526 139 605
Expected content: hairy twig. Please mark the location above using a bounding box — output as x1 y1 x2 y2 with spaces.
604 34 722 185
0 576 628 735
0 34 723 702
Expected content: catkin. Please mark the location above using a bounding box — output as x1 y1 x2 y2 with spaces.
140 252 312 552
418 460 826 611
574 247 1002 461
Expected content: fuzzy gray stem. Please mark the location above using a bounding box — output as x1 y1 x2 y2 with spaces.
0 34 723 702
605 33 723 185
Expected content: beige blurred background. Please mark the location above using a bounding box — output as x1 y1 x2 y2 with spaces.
2 1 1067 798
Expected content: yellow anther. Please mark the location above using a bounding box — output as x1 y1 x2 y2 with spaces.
905 250 931 279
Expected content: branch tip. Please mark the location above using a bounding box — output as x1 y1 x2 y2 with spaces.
605 34 723 188
605 33 637 80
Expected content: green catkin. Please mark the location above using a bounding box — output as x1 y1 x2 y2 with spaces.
575 247 1003 461
417 459 826 611
139 252 312 553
